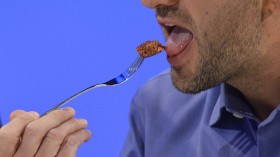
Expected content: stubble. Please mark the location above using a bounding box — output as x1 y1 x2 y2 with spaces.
159 1 263 94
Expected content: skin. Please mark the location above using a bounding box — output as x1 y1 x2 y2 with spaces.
0 107 91 157
141 0 280 121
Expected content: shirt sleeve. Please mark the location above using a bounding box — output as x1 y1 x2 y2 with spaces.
120 94 145 157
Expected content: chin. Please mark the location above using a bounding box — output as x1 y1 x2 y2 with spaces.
172 81 206 94
170 68 198 94
170 67 216 94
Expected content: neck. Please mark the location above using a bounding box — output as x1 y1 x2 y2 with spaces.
228 45 280 121
235 81 280 121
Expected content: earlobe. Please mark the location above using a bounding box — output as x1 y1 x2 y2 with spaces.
261 0 277 20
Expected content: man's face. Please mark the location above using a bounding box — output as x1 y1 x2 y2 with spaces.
142 0 264 93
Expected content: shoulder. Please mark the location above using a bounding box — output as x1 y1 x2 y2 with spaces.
131 69 222 122
135 69 174 100
125 70 225 156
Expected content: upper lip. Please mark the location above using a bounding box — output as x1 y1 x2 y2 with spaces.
157 17 192 36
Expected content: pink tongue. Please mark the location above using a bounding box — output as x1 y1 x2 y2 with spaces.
166 26 193 56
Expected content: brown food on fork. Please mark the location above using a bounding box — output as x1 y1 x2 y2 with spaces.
136 40 166 58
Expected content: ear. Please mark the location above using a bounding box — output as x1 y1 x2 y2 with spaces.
262 0 277 20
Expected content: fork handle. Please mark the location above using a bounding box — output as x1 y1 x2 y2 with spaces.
40 84 106 117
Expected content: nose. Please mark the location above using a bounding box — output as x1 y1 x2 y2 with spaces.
141 0 178 8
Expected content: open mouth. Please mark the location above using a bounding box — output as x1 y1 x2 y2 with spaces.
160 22 194 57
163 23 176 35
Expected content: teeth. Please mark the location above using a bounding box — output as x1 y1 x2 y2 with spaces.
164 23 175 27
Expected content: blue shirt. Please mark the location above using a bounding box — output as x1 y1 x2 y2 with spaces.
121 69 280 157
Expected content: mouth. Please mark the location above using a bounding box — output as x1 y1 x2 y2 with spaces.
158 19 194 59
162 23 176 36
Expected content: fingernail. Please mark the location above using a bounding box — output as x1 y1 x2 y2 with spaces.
62 107 75 114
79 119 88 125
27 111 39 118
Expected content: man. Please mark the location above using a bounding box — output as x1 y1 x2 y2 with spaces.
0 108 91 156
122 0 280 156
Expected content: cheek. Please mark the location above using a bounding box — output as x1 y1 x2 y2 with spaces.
188 41 200 72
180 0 223 27
180 1 205 30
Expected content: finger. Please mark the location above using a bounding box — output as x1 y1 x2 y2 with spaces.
56 129 92 157
0 111 39 157
10 110 26 121
14 107 75 157
35 118 88 157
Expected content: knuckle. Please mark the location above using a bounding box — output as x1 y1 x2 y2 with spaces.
25 123 42 136
49 110 62 119
64 135 80 147
73 118 85 126
16 114 33 122
46 129 64 141
49 109 72 120
71 118 88 129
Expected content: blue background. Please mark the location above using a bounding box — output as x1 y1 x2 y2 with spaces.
0 0 168 156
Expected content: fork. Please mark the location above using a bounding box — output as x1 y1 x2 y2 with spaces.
41 55 144 116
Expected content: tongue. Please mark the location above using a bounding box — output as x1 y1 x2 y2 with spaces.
166 26 193 57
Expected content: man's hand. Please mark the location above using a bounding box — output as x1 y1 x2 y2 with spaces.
0 107 92 157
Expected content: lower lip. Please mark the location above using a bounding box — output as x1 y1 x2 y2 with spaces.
167 39 193 65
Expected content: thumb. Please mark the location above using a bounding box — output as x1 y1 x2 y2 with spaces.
10 110 27 121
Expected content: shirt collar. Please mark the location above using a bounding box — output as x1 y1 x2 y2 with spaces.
209 83 256 126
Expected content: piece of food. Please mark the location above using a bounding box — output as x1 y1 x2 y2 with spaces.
136 40 166 58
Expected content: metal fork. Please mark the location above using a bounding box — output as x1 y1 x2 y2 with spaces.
41 55 144 116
